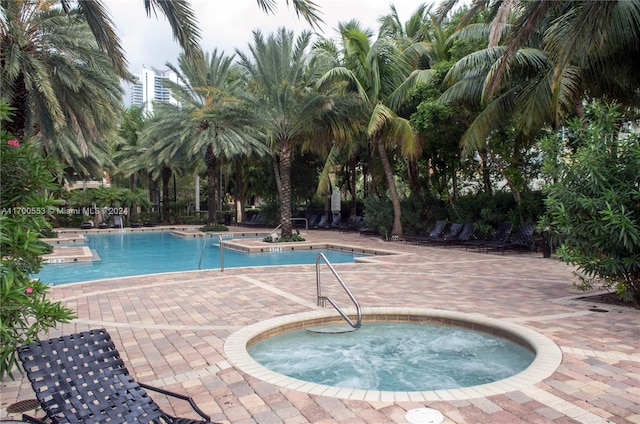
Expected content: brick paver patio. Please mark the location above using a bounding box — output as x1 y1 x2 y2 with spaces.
1 227 638 423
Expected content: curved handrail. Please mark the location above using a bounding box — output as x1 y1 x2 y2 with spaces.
198 234 224 272
315 253 362 329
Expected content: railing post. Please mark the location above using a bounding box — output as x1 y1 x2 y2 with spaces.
315 253 361 328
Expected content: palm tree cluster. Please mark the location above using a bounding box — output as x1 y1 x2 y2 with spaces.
2 0 640 240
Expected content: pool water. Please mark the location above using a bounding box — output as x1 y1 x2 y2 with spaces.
248 322 535 391
36 232 364 285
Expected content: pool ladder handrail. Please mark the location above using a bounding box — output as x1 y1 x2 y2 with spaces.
267 218 309 238
198 234 224 271
316 253 362 329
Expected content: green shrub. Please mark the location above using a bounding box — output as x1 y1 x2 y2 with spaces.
199 224 229 232
0 104 75 379
263 233 305 243
362 196 393 237
544 100 640 304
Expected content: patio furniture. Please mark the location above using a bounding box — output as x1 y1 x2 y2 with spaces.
405 220 447 244
421 222 463 245
339 216 362 232
18 328 216 424
464 222 513 251
430 222 475 247
486 223 537 254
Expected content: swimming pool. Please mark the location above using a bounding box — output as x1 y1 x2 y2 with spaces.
36 232 365 285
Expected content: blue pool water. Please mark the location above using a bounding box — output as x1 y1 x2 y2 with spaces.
36 232 364 285
249 322 535 391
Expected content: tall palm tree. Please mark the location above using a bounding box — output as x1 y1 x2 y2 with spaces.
1 2 123 144
316 20 433 238
53 0 323 78
237 28 345 238
442 0 640 150
143 51 267 225
440 1 640 202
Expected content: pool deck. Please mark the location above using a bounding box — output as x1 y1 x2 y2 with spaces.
2 227 639 423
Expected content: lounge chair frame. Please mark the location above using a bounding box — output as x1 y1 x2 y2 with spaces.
18 328 215 424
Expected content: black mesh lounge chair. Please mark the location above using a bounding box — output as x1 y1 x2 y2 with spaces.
339 216 362 232
240 214 258 226
315 214 328 228
464 222 512 251
328 214 342 229
421 223 462 245
17 328 216 424
406 220 447 244
486 223 536 254
440 221 476 247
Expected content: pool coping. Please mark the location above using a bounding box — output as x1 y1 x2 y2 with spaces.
224 307 563 402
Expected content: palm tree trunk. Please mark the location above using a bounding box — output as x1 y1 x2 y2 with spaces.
161 166 171 224
205 145 217 225
348 159 357 219
279 139 292 238
375 135 403 239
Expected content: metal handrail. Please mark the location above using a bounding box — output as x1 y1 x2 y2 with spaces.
268 218 309 238
315 253 362 329
198 234 224 272
267 224 281 238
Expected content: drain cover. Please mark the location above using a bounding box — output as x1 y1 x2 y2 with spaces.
6 399 40 413
405 407 444 424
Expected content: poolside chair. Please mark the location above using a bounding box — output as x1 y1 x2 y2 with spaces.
486 223 536 254
463 222 512 251
328 214 342 229
437 221 476 247
406 220 447 244
315 214 329 229
339 216 362 232
17 328 217 424
426 222 464 246
306 214 318 228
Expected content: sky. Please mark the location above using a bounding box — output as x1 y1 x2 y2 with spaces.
105 0 432 76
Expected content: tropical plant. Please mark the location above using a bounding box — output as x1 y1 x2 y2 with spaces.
0 1 123 145
237 28 342 238
143 51 266 225
440 0 640 203
0 103 75 380
52 0 322 78
544 100 640 304
316 20 434 238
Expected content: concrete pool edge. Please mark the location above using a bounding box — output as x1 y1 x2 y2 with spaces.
224 307 563 402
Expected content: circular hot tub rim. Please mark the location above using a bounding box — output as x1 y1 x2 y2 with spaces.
224 307 562 402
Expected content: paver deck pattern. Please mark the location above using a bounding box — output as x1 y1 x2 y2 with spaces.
1 227 638 424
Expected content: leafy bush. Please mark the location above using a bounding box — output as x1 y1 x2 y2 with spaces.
263 233 305 243
401 191 447 236
362 196 393 237
199 224 229 232
544 100 640 304
0 103 75 379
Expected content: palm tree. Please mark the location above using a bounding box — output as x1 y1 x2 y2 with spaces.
142 51 267 225
316 20 433 238
237 28 346 238
442 0 640 146
439 1 640 202
1 2 123 145
54 0 323 78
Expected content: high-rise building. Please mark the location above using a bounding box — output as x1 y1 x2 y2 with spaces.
129 66 179 113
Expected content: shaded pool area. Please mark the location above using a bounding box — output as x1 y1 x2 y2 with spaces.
36 231 366 285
